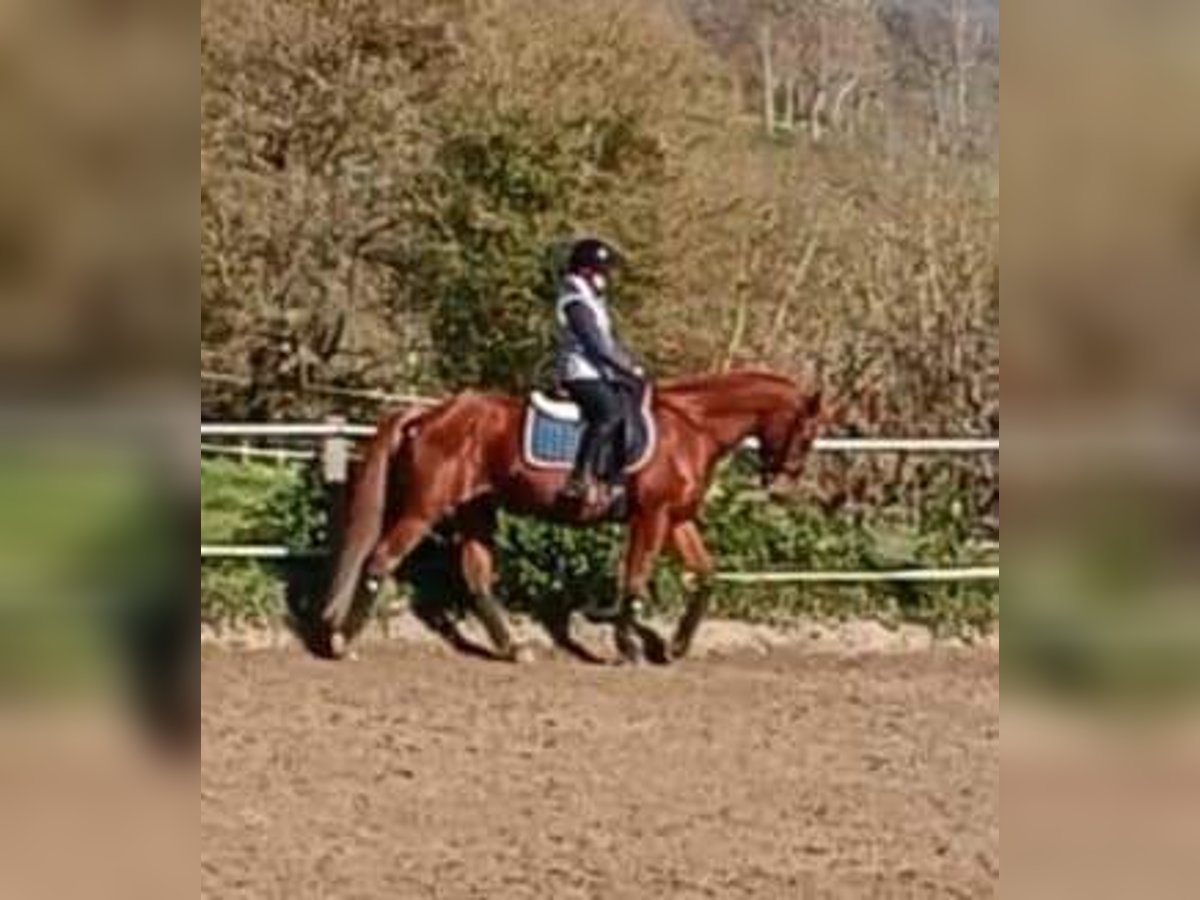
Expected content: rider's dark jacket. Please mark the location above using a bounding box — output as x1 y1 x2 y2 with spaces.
554 274 639 385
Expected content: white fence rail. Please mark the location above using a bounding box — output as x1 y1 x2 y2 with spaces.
199 542 997 584
201 422 376 439
200 421 999 455
201 442 318 462
200 420 999 583
202 545 326 560
713 567 999 585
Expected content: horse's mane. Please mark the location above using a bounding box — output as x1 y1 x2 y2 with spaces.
652 369 804 432
659 368 799 396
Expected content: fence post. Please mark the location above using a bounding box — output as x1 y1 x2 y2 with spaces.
321 415 351 563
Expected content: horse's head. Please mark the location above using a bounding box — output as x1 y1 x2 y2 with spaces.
757 386 828 492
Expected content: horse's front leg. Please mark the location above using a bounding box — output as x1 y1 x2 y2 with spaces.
613 511 671 665
668 521 716 661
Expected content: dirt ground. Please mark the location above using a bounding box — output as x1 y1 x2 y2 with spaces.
202 631 998 899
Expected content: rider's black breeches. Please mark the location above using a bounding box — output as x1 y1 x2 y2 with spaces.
565 379 624 483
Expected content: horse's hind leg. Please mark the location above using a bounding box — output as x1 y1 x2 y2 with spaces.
369 514 429 573
459 508 524 663
330 516 430 657
458 540 520 667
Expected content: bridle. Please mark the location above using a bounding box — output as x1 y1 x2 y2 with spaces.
762 404 809 487
768 382 828 485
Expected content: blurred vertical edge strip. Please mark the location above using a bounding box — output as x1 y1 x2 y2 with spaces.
0 0 197 757
1006 1 1200 898
0 398 196 756
0 0 197 389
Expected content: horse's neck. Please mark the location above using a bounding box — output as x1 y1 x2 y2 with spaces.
699 403 761 451
663 378 778 451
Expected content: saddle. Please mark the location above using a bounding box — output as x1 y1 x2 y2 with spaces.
522 383 657 478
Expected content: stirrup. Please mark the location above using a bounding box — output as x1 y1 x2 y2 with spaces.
604 482 627 502
560 473 590 500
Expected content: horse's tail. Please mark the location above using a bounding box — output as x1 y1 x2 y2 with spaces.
321 407 426 632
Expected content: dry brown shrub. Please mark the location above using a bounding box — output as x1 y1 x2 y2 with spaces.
201 0 465 415
201 0 998 447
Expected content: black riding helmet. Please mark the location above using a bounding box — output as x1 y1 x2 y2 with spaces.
565 237 623 277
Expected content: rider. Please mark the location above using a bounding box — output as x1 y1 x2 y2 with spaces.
554 237 644 504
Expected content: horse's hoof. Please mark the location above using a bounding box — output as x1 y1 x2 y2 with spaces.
329 631 349 660
494 643 534 665
613 643 643 667
513 644 536 665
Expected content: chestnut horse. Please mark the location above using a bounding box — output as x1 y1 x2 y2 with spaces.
320 369 825 663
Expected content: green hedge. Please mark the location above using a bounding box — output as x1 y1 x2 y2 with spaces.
200 457 998 637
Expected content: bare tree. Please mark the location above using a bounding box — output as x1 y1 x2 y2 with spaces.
882 0 992 154
749 0 889 143
760 21 777 133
